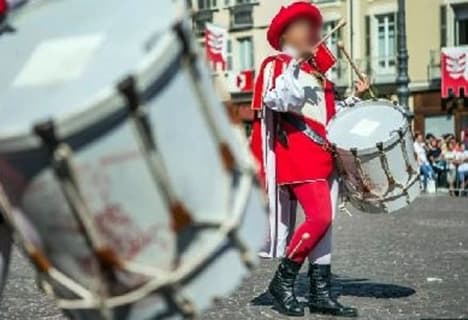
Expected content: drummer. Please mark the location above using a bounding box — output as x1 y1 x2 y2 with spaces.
250 1 369 317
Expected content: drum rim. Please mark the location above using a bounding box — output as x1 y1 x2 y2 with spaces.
346 175 420 214
327 99 409 155
0 31 182 153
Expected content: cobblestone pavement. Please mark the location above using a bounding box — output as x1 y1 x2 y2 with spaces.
1 195 467 319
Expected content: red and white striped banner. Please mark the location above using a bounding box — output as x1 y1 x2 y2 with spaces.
441 46 468 98
205 23 228 72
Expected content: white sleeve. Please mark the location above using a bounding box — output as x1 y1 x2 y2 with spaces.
336 95 361 113
263 59 305 112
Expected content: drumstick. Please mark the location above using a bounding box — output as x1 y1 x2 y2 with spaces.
337 41 376 98
287 233 311 259
298 19 347 64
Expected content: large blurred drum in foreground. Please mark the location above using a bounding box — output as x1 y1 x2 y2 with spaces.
327 100 420 213
0 1 266 319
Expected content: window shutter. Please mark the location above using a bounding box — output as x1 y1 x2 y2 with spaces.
337 22 342 59
394 12 398 59
440 5 447 47
365 15 370 58
365 15 371 74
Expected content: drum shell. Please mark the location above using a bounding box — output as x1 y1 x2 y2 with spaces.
328 100 420 213
0 1 266 318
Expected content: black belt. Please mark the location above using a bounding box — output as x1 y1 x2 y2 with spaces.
281 113 329 149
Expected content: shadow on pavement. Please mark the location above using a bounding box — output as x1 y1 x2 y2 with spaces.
250 273 416 306
333 275 416 299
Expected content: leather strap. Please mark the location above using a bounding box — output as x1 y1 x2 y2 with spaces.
281 113 329 148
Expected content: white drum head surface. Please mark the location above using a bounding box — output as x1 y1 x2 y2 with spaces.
0 0 177 136
327 100 406 151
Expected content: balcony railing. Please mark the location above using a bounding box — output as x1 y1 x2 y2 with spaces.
428 49 441 80
193 8 215 36
365 56 398 84
229 2 256 30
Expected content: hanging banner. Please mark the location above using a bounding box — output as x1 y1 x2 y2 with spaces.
441 46 468 98
205 23 228 72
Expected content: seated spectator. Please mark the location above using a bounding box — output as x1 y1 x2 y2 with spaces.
462 128 468 150
443 139 458 196
427 137 446 186
456 144 468 193
414 132 435 192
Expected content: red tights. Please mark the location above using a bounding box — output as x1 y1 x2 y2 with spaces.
285 180 332 264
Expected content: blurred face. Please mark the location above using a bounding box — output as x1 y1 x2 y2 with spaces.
416 133 424 143
281 18 320 53
448 140 455 150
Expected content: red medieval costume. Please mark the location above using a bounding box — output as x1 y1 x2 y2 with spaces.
251 2 358 317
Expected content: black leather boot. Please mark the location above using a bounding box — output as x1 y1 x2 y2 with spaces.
309 264 358 317
268 258 304 316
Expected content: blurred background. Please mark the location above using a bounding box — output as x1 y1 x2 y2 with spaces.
188 0 468 194
188 0 468 139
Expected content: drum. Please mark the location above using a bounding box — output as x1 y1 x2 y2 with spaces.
0 1 266 319
327 100 420 213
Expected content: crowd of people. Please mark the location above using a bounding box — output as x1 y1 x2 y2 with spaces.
413 129 468 195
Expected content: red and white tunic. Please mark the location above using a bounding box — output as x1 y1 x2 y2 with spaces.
250 49 356 186
251 48 359 258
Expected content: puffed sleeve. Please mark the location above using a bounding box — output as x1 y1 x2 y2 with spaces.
263 59 305 112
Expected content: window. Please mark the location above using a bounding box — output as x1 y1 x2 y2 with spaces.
440 5 447 47
323 21 340 57
323 20 341 80
226 39 233 71
374 13 396 72
238 37 254 70
229 0 255 29
198 0 217 10
425 115 454 137
453 4 468 45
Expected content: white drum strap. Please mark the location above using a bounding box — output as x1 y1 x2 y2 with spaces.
397 129 418 176
346 141 418 212
49 172 256 313
173 22 238 172
350 149 374 195
0 186 95 304
117 76 192 237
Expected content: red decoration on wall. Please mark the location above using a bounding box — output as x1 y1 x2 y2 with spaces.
441 47 468 98
205 23 228 72
235 70 254 92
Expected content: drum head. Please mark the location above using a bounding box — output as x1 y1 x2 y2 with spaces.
327 100 406 151
0 0 177 135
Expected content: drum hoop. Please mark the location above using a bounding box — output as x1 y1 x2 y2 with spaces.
0 32 182 153
328 99 409 155
345 173 419 206
333 122 410 157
